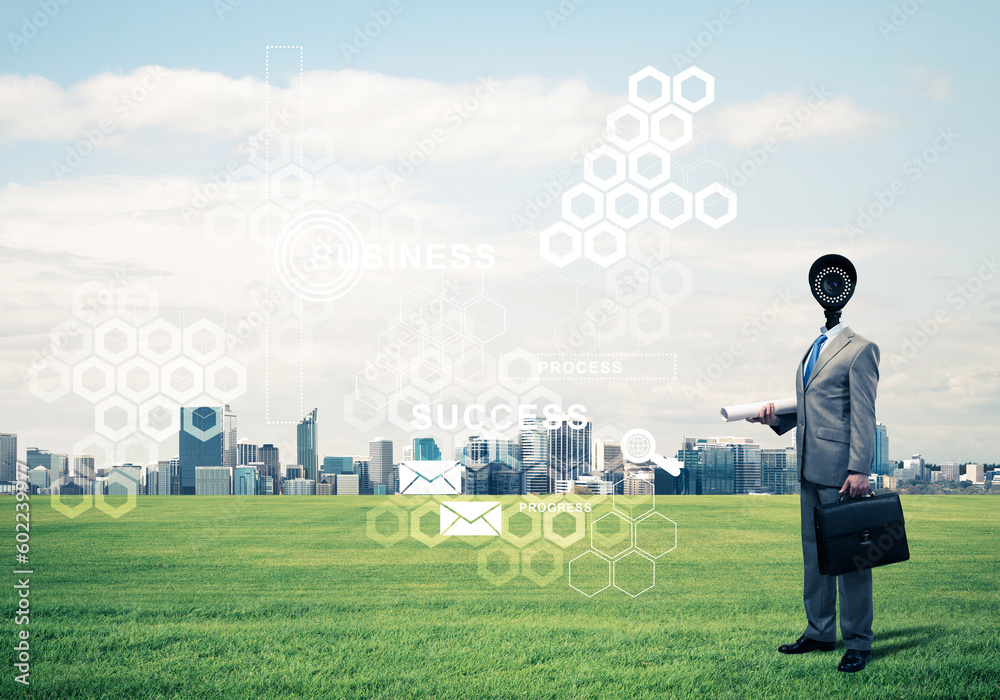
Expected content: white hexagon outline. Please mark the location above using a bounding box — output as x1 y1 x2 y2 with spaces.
205 356 248 403
541 507 587 548
650 105 694 151
94 395 138 442
269 163 314 211
497 349 541 394
521 541 564 586
72 281 117 326
501 504 543 548
627 298 671 344
71 356 116 403
605 182 649 230
612 478 656 519
583 222 628 268
628 66 671 113
672 66 715 113
628 143 672 189
634 511 678 559
540 221 583 268
160 356 206 404
355 364 399 410
180 404 222 442
694 183 738 229
299 125 337 172
612 549 656 597
49 319 94 365
562 182 605 229
359 165 402 211
28 359 72 403
605 104 649 152
138 397 180 443
591 511 634 560
650 183 694 229
138 319 182 363
343 393 387 432
653 259 694 306
568 550 612 598
583 144 627 191
93 318 138 364
477 542 520 586
315 163 358 203
463 297 507 344
115 356 160 403
182 319 226 364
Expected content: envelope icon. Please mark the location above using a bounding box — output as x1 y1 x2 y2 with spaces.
399 461 462 495
440 501 503 536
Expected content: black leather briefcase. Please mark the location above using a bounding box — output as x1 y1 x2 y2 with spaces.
814 491 910 576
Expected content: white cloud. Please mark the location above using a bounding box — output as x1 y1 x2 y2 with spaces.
905 65 954 102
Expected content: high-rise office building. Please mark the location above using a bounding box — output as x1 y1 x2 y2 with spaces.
548 415 592 492
28 466 50 492
249 463 274 494
237 439 259 466
222 404 238 469
285 465 304 480
412 437 441 461
74 454 96 480
902 454 926 481
322 456 353 475
940 462 961 482
761 447 798 495
594 440 624 472
0 433 16 483
283 478 316 495
259 444 280 495
147 461 172 495
195 466 231 495
967 463 985 484
368 438 393 493
335 473 359 495
51 453 68 481
624 470 656 495
179 406 223 495
297 408 318 482
107 466 142 496
233 466 259 495
519 417 550 494
678 440 736 495
707 437 761 494
872 423 889 475
169 456 180 495
353 459 369 489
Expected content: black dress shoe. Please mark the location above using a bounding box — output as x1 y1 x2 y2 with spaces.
778 635 836 654
838 649 872 673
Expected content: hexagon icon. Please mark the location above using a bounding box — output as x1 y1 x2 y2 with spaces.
182 319 226 364
592 511 633 559
269 163 314 210
651 259 694 306
72 357 116 403
628 143 671 190
94 395 138 442
605 183 649 230
606 104 649 152
315 163 358 203
464 297 506 344
501 505 542 548
613 550 656 597
343 393 387 432
366 503 409 547
568 550 612 598
628 66 671 113
627 298 670 344
299 126 337 172
204 202 247 250
583 222 627 267
583 145 627 191
650 183 694 229
521 541 564 587
139 397 180 442
612 480 656 519
359 165 402 211
635 511 678 559
28 359 72 403
72 280 117 326
160 356 205 404
672 66 715 113
694 183 737 229
94 318 137 365
409 501 448 547
562 182 604 229
115 357 160 403
205 357 248 403
650 105 693 151
478 542 520 586
49 319 94 365
138 319 182 364
498 350 541 394
542 508 586 548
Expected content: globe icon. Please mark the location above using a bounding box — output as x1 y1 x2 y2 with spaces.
625 432 651 460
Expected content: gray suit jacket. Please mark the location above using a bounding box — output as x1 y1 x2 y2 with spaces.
772 327 880 488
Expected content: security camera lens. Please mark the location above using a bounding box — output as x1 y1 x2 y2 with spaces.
822 273 843 296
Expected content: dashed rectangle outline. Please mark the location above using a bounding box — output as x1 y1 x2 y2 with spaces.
499 353 677 381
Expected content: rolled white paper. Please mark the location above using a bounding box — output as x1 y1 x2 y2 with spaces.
720 397 797 422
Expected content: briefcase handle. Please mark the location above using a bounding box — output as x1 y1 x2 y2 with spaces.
836 489 875 504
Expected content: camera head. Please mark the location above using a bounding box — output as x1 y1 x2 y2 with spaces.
808 254 857 329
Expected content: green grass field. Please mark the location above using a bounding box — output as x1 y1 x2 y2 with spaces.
3 494 998 700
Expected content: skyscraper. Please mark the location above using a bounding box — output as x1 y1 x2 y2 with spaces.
179 406 223 495
222 404 238 469
195 466 231 495
412 437 441 461
297 408 318 483
1 433 18 483
74 454 96 481
233 466 259 495
237 439 259 466
519 417 550 494
761 447 798 495
709 437 761 494
548 415 592 492
368 438 393 493
872 422 889 475
322 456 352 475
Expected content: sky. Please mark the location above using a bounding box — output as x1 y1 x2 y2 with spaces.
1 0 998 469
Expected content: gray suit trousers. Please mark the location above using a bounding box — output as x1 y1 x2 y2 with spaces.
800 479 874 650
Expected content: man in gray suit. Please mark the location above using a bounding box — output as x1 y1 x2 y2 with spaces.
748 259 880 673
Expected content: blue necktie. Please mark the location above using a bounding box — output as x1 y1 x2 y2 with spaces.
802 333 828 387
